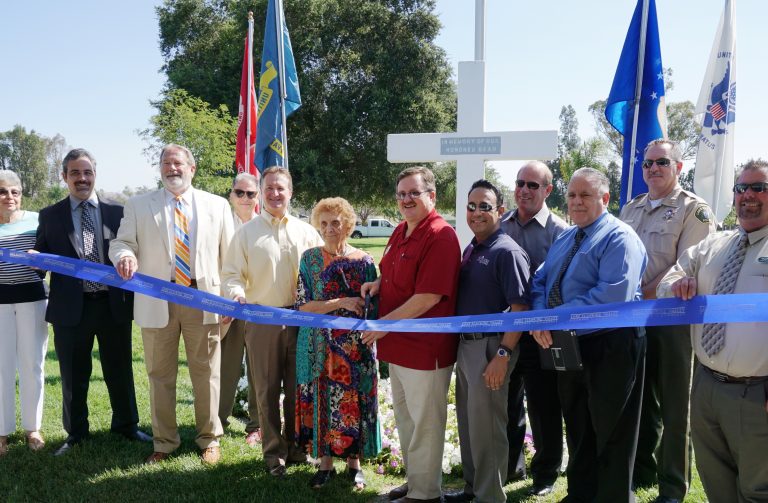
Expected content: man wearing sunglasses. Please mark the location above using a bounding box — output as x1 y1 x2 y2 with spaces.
620 139 715 503
218 173 262 448
500 161 568 496
657 159 768 502
444 179 530 503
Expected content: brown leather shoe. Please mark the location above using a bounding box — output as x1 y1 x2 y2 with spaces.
245 429 262 447
26 431 45 451
145 451 170 464
200 446 221 464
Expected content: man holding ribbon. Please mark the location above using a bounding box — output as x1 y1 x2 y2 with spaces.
657 159 768 502
110 144 234 465
620 139 715 503
531 167 647 502
35 148 146 456
361 166 461 503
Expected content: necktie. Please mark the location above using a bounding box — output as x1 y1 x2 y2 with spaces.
547 228 586 308
701 232 749 356
80 201 101 292
174 196 192 287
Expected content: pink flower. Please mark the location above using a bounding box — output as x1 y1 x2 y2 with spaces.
376 464 385 475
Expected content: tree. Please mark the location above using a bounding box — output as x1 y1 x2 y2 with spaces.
139 89 238 195
156 0 456 208
45 133 68 186
0 125 50 197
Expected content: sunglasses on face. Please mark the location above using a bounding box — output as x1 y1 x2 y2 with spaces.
733 182 768 194
0 188 21 197
232 189 258 199
515 180 541 190
642 158 674 169
466 202 496 213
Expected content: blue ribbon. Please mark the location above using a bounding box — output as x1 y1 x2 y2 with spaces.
2 247 767 333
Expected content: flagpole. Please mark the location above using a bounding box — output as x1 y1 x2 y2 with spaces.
274 0 289 169
245 12 254 172
626 0 650 203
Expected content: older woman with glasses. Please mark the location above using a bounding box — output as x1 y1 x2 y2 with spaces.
294 197 380 490
0 170 48 455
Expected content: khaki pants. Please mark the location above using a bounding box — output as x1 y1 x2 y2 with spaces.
244 322 304 469
142 302 223 453
390 362 453 500
218 318 260 431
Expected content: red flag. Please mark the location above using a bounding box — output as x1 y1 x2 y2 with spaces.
235 15 258 177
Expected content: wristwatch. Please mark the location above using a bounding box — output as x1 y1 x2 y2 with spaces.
497 346 511 359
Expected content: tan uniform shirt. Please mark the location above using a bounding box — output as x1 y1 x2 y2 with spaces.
620 185 716 288
657 225 768 377
222 212 323 307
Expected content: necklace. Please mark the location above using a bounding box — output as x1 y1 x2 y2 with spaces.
323 245 351 257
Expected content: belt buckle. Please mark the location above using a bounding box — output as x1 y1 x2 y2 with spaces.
710 369 729 383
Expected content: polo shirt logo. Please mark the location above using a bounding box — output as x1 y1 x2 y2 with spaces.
476 255 489 266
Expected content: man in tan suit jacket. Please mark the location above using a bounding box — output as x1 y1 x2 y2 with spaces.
109 144 234 465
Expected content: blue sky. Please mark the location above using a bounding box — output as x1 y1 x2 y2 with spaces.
1 0 764 193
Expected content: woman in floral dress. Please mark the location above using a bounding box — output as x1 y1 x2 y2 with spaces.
295 197 381 489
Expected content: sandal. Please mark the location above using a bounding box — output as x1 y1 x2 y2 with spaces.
309 468 336 488
346 466 366 490
26 431 45 451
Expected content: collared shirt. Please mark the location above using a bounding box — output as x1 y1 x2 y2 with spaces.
222 211 323 307
232 211 255 231
658 225 768 377
620 185 715 286
456 227 530 316
501 204 568 273
165 188 197 278
69 193 104 263
377 209 461 370
531 212 647 334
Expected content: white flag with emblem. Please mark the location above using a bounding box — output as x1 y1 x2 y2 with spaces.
694 0 736 223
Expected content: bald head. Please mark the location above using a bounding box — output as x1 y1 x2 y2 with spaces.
515 161 554 221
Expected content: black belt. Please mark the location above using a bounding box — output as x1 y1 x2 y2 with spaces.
702 365 768 385
171 279 198 289
83 290 108 300
459 332 501 341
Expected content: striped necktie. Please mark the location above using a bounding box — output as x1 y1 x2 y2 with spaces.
174 196 192 287
547 228 586 308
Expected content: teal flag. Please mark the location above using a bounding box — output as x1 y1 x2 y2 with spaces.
255 0 301 172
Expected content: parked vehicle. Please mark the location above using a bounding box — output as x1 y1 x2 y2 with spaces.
351 218 397 238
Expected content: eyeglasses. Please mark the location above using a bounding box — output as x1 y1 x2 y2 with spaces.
466 202 496 213
0 188 21 197
515 180 541 190
642 158 674 169
733 182 768 194
232 189 258 199
395 190 431 201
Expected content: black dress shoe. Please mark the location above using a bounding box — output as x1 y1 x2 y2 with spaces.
528 483 554 496
443 490 474 501
653 497 682 503
505 470 527 484
124 430 153 442
269 464 286 477
388 483 408 500
53 442 75 457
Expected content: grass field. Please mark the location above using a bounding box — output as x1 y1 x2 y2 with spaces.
0 235 708 501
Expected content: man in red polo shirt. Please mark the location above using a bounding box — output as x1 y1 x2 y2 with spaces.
362 166 461 503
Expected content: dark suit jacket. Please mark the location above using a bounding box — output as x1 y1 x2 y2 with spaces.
35 196 133 327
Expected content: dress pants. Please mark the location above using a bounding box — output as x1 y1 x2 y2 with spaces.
141 301 222 453
456 336 517 503
390 362 453 501
558 327 645 503
691 365 768 503
507 333 563 485
634 324 692 499
244 322 303 469
0 300 48 435
53 295 139 441
218 318 260 432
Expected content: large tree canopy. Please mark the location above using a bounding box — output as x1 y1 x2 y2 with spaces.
156 0 457 208
0 125 51 197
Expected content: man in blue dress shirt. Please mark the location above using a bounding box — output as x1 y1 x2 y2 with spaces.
531 167 647 502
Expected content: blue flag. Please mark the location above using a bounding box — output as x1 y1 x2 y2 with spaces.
605 0 667 206
255 0 301 172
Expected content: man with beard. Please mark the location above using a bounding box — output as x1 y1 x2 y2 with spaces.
110 144 234 465
657 159 768 502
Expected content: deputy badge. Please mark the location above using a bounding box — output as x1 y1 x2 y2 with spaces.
662 208 678 221
695 205 711 224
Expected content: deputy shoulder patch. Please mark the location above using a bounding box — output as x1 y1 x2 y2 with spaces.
695 205 711 223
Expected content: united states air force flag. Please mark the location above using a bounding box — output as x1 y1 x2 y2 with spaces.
694 0 736 223
255 0 301 172
605 0 667 206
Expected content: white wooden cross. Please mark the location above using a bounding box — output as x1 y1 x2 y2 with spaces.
387 0 558 246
